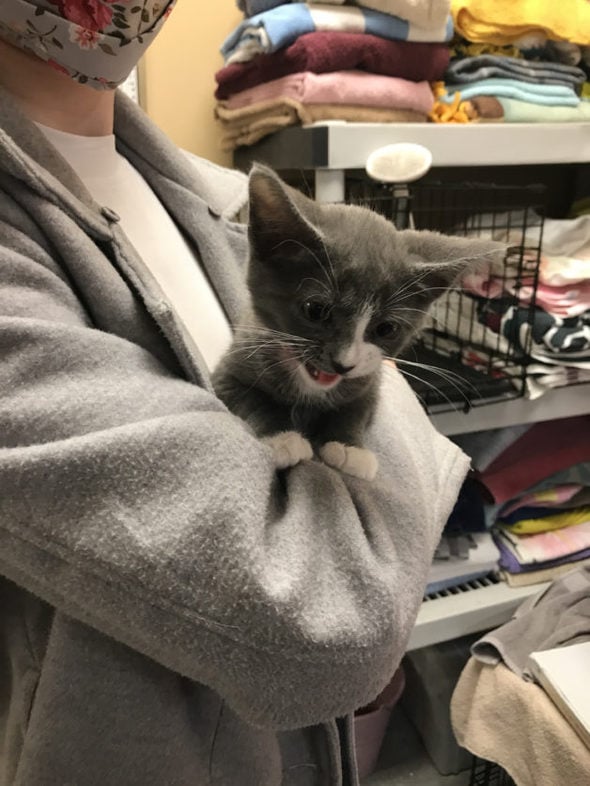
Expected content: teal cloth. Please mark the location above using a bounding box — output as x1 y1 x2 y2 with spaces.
440 78 580 107
499 97 590 122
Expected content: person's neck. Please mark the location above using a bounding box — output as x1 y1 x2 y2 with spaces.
0 40 115 136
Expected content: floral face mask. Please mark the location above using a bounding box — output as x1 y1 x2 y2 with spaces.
0 0 177 90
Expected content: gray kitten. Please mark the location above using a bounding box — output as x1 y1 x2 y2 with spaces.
213 165 502 480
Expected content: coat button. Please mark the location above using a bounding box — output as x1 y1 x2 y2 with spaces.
101 206 121 223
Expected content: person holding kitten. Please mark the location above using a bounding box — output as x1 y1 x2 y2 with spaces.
0 3 488 784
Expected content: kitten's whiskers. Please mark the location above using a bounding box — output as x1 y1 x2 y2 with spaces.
394 357 480 401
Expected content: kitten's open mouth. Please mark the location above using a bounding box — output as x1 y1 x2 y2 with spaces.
304 362 341 388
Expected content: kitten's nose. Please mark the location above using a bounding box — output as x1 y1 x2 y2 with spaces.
331 358 355 375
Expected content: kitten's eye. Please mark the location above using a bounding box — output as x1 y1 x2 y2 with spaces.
375 322 396 338
301 299 331 322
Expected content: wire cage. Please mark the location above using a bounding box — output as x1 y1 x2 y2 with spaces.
469 756 517 786
346 178 547 414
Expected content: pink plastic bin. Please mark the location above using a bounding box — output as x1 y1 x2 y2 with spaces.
353 666 406 779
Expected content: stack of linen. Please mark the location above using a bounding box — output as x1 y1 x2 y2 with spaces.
472 416 590 587
428 211 590 398
215 0 454 150
433 0 590 123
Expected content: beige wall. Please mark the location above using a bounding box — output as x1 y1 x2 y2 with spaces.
141 2 241 166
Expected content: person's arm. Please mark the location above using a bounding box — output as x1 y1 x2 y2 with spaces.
0 236 468 730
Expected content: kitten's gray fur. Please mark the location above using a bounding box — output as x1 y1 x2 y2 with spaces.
213 165 503 479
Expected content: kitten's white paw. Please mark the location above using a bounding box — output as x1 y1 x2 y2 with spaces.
263 431 313 470
319 442 379 481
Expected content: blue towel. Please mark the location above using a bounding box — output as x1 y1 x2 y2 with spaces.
221 3 453 64
440 78 580 107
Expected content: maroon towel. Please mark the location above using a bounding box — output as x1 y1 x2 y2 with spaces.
215 31 450 99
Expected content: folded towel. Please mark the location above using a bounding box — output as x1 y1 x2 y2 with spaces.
446 55 586 89
440 79 580 106
215 99 426 150
451 0 590 46
222 3 453 64
350 0 450 28
215 32 450 99
237 0 450 29
222 70 435 113
498 97 590 122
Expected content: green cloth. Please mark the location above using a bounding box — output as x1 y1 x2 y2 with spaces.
499 97 590 122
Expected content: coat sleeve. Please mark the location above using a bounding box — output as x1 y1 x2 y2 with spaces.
0 238 469 730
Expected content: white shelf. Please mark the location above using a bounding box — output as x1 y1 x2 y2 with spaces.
235 122 590 174
407 580 548 651
431 383 590 436
315 122 590 169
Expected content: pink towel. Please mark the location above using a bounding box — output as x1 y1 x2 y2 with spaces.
215 32 450 100
222 70 435 114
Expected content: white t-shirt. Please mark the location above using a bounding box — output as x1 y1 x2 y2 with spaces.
37 123 233 372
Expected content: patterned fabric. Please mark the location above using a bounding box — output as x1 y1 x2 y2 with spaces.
475 298 590 364
499 304 590 361
0 0 176 89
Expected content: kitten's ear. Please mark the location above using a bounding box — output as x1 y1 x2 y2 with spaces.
247 164 323 261
403 230 506 299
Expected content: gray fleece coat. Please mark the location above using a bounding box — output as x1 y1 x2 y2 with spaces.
0 88 469 786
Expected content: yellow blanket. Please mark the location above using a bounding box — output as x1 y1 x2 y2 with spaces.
501 506 590 535
452 0 590 45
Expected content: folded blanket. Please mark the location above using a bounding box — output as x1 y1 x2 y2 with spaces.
451 0 590 46
446 55 586 89
500 506 590 535
215 32 450 99
440 79 580 107
238 0 451 28
222 70 435 113
215 99 426 150
498 97 590 122
222 3 453 64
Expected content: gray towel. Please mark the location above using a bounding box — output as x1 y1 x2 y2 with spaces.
472 565 590 678
446 54 586 90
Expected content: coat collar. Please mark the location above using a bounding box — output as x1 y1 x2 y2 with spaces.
0 86 249 328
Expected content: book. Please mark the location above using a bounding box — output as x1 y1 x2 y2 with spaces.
527 641 590 749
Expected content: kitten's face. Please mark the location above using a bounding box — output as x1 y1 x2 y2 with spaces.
246 166 503 396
